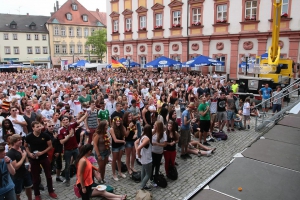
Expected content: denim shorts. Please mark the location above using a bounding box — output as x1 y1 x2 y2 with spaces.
227 110 235 120
125 141 134 148
96 149 111 160
13 171 33 195
112 145 125 152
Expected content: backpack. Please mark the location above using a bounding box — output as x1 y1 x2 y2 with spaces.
154 173 167 188
167 162 178 180
212 131 228 140
131 171 141 183
115 161 128 173
135 189 152 200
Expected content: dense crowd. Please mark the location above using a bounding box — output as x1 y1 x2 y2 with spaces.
0 68 284 200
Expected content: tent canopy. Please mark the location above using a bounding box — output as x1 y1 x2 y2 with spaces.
118 58 140 67
144 56 181 68
70 60 89 67
182 55 224 67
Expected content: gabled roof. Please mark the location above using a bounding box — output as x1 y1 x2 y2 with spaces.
90 10 107 27
0 14 49 33
47 0 102 26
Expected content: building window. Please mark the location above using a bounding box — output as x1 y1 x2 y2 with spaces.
54 27 59 35
11 24 16 29
172 55 181 62
69 27 74 36
13 34 17 40
27 47 32 54
67 13 72 20
70 45 74 54
43 47 48 54
217 4 227 21
30 25 36 30
4 34 8 40
215 56 226 71
27 34 31 40
4 47 10 54
77 28 81 37
113 20 119 32
72 4 77 11
55 45 60 54
91 29 95 34
77 45 82 54
84 28 89 37
35 47 40 54
125 18 132 31
173 11 181 25
62 45 66 54
83 15 88 22
14 47 19 54
192 8 201 24
282 0 289 14
155 14 163 26
85 46 89 53
139 16 147 29
91 45 96 51
35 34 39 40
245 1 257 20
42 35 46 40
140 56 147 68
61 27 66 36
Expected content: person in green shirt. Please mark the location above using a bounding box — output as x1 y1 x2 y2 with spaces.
198 96 211 146
97 102 110 124
231 80 239 94
78 89 92 104
16 87 25 97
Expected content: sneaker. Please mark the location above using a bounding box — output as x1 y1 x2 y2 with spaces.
248 125 250 129
56 176 66 183
209 138 216 142
49 192 58 199
150 180 157 187
65 180 70 187
185 154 192 159
206 136 212 142
231 129 235 132
143 186 152 191
113 175 119 181
35 195 42 200
119 173 126 178
180 155 187 160
206 150 212 157
203 142 211 146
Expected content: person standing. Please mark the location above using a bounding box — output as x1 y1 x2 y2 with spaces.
243 98 251 130
111 103 124 119
259 83 272 116
6 134 33 200
198 96 211 146
105 94 116 119
272 86 284 114
231 80 239 94
78 89 92 104
7 106 27 138
84 101 98 144
24 121 57 200
0 145 16 200
216 93 227 132
226 90 236 132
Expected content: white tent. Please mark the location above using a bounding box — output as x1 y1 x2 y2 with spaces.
85 63 107 71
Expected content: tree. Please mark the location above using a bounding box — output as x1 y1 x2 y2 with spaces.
85 29 107 62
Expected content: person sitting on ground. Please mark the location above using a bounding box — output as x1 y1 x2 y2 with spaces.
250 102 261 117
234 110 244 130
187 141 216 157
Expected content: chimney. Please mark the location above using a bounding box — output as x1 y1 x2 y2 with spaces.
54 3 56 12
56 1 59 11
96 8 99 12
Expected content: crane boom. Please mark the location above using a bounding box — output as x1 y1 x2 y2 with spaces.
268 0 282 66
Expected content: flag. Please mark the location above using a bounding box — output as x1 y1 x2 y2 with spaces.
111 57 127 71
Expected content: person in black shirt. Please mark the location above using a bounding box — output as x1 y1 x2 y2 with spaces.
6 134 32 200
197 83 206 97
111 103 124 119
216 93 227 132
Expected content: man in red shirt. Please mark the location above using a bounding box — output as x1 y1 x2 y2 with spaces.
58 113 87 187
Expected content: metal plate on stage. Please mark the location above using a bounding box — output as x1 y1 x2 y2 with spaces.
278 116 300 128
265 125 300 146
209 157 300 200
191 189 236 200
242 139 300 171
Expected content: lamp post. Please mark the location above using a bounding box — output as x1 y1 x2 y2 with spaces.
127 56 131 74
245 53 250 76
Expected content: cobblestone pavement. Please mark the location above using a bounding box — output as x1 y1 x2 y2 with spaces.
21 100 299 200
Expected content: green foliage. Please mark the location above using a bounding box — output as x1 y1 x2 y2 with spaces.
85 29 107 61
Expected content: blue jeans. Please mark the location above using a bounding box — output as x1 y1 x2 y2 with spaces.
64 148 79 181
141 162 152 189
0 188 17 200
136 121 142 138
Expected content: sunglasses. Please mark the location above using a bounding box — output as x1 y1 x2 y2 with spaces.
48 125 54 127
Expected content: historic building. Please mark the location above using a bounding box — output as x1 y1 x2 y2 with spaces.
106 0 300 78
46 0 106 68
0 13 51 68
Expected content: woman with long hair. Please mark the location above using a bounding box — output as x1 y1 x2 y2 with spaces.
157 94 167 114
76 144 127 200
157 107 168 127
164 120 179 176
2 119 20 141
135 125 152 191
93 121 111 183
167 110 179 133
110 116 126 181
150 121 167 186
174 98 182 126
123 112 137 175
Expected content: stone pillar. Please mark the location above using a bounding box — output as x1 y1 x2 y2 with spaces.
163 42 170 57
181 40 188 62
289 36 300 78
202 39 210 75
132 42 138 62
107 43 112 63
146 42 153 64
119 43 124 59
257 37 268 56
229 38 239 79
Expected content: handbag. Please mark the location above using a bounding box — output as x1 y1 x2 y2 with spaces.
131 171 141 183
135 189 152 200
73 184 81 198
154 173 167 188
167 162 178 180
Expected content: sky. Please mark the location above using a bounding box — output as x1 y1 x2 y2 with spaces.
0 0 107 16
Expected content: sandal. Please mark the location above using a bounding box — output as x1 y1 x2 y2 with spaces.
113 175 119 181
119 173 126 178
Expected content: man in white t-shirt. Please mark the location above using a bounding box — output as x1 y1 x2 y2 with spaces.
41 102 54 121
7 106 27 137
8 88 21 103
141 85 149 99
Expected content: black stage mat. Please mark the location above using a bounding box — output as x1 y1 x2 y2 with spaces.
191 189 235 200
265 125 300 146
242 139 300 171
278 116 300 128
209 157 300 200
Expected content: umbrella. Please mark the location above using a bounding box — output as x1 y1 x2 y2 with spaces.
181 55 224 67
70 60 89 68
261 53 268 59
118 58 140 67
144 56 181 68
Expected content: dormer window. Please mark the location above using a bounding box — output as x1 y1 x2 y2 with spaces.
72 4 77 11
29 22 36 30
83 15 88 22
10 21 17 29
66 13 72 21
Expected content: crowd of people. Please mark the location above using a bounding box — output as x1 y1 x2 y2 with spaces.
0 68 284 200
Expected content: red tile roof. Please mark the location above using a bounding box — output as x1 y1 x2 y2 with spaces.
89 10 107 27
47 0 104 27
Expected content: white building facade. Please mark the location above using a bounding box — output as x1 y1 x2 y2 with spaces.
106 0 300 79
